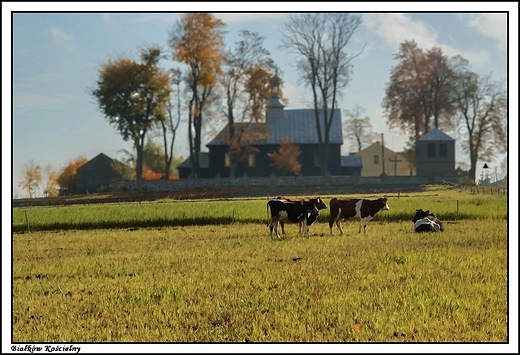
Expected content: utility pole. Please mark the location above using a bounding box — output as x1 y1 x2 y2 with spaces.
381 133 385 175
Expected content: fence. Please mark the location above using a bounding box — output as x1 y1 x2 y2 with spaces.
112 174 460 193
466 185 508 195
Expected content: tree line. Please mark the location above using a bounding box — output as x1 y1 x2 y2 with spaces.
17 13 507 198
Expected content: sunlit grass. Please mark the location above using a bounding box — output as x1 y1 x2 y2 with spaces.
13 218 508 342
12 187 508 232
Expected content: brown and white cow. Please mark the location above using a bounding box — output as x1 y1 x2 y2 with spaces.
329 197 389 235
275 196 327 236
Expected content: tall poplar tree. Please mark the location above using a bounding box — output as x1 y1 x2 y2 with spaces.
169 13 226 178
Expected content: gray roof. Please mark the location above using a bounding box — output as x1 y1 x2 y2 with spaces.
206 123 269 146
178 152 209 169
419 128 455 141
265 108 343 145
341 155 362 167
207 108 343 146
77 153 113 172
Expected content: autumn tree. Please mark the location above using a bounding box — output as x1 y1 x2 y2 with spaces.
142 138 183 178
43 169 60 198
55 156 88 194
92 46 172 181
169 13 226 178
267 136 302 176
18 160 42 198
282 13 363 176
452 72 507 182
220 30 274 177
383 40 468 145
343 105 379 152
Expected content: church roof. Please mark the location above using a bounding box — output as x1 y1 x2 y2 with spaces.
207 108 343 146
265 108 343 145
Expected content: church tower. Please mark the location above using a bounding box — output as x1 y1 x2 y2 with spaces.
266 70 285 119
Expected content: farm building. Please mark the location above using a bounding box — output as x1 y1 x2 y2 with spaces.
354 142 415 177
75 153 130 193
415 128 456 178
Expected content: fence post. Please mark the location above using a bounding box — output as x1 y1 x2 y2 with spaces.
25 210 30 233
456 200 459 220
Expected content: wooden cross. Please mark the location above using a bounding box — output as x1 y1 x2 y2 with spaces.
389 154 402 176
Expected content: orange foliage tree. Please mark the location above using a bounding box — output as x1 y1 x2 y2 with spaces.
169 13 226 178
43 171 60 197
55 156 88 194
267 136 302 176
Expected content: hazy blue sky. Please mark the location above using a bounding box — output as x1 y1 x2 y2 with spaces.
6 3 516 199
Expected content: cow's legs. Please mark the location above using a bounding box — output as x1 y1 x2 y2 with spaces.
280 221 286 235
298 221 305 236
269 220 275 239
300 218 310 238
359 217 372 234
334 209 345 235
335 218 344 235
274 221 282 239
269 219 281 239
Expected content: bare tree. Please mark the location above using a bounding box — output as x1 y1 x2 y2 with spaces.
343 105 379 152
18 160 42 198
159 69 182 179
282 13 364 176
453 72 507 182
220 30 274 177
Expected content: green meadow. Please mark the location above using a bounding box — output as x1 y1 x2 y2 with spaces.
12 187 509 342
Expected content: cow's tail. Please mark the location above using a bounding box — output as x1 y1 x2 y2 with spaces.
266 200 271 227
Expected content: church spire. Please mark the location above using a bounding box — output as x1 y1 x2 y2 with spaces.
267 69 285 119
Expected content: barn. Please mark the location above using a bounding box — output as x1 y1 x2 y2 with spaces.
75 153 129 193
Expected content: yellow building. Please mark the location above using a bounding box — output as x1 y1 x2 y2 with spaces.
355 142 415 177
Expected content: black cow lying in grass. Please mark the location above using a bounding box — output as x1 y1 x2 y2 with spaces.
412 209 444 232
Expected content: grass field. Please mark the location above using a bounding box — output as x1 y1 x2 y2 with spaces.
11 187 511 345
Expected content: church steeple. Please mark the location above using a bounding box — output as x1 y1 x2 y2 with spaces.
267 69 285 119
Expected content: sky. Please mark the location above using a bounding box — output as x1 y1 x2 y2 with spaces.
6 4 516 199
3 3 519 353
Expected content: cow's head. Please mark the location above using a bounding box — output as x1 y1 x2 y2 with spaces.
413 209 436 223
312 197 328 210
379 197 390 211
